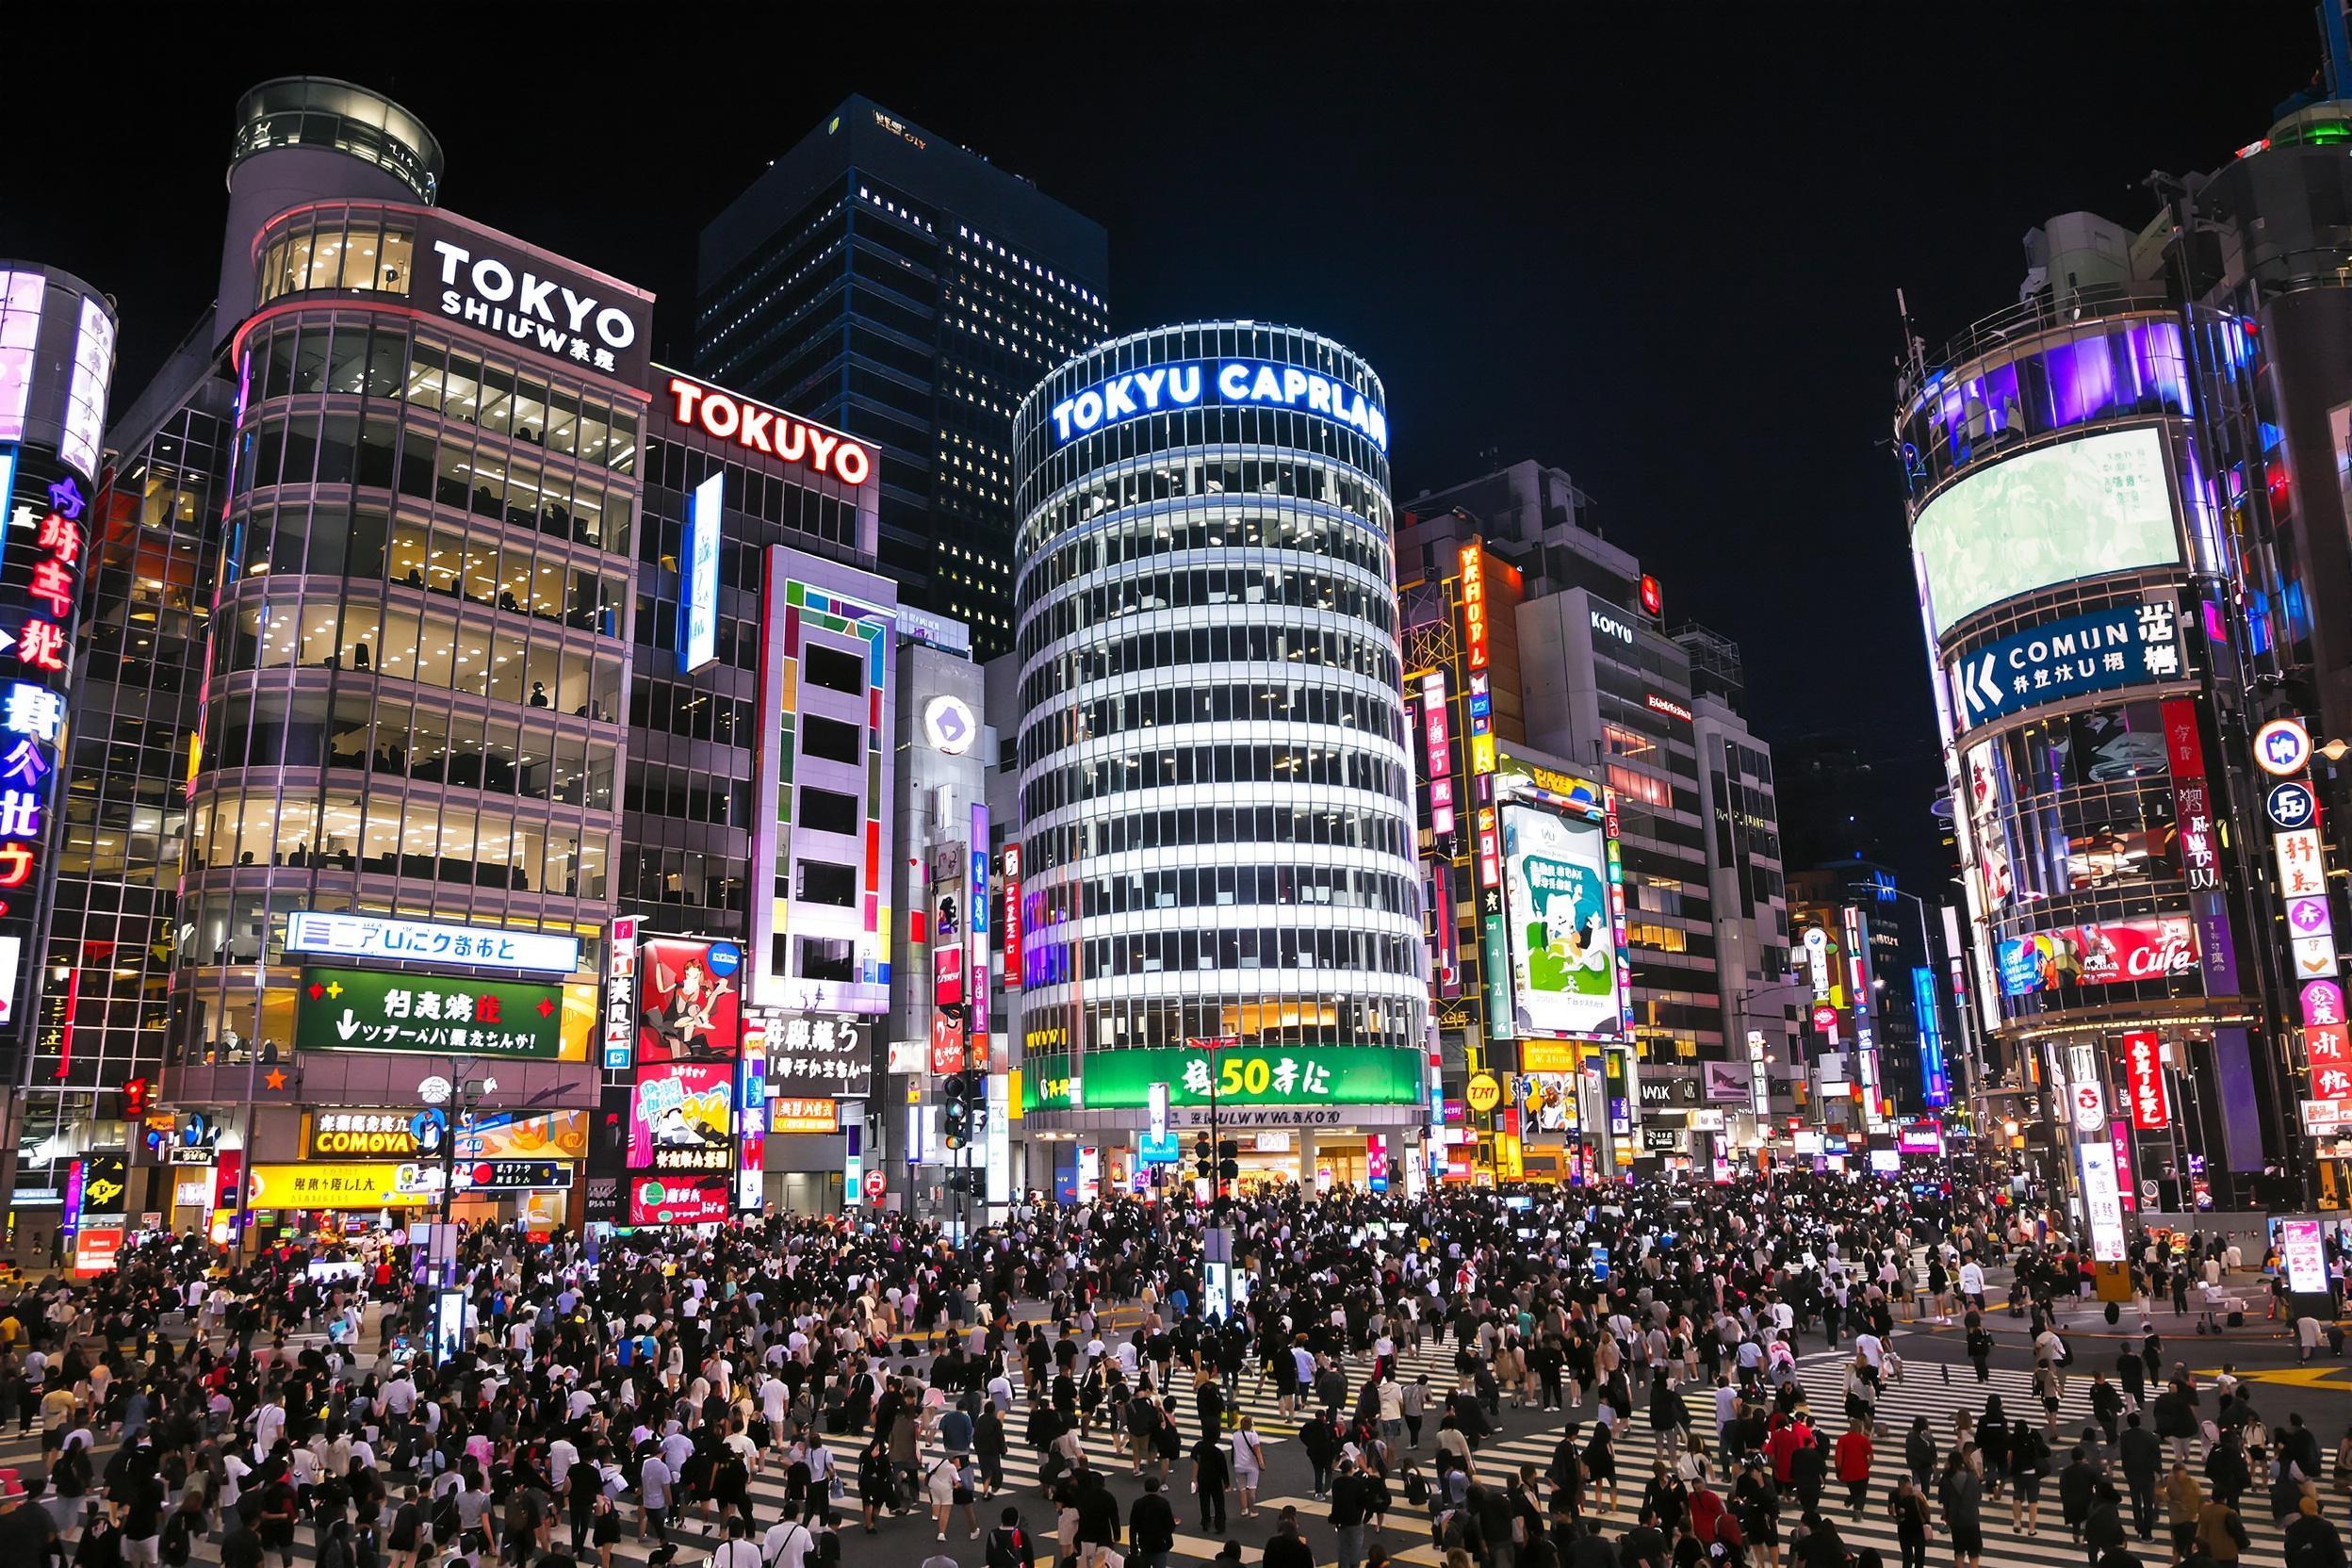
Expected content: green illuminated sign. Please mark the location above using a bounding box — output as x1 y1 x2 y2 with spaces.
1021 1045 1422 1113
295 966 569 1058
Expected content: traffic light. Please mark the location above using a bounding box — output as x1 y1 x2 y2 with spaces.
116 1076 150 1121
943 1070 973 1150
1217 1139 1240 1184
1194 1133 1213 1182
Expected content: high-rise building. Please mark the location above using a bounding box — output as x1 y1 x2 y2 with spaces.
5 81 452 1249
116 76 661 1244
1398 461 1795 1179
1896 220 2289 1212
694 98 1110 661
1006 324 1427 1195
0 263 121 1250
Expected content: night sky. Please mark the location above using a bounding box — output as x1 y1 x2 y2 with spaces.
1 7 2320 879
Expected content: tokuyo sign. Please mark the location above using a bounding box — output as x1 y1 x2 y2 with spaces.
659 371 872 486
1949 599 2182 729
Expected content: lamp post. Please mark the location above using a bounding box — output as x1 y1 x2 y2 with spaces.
418 1065 489 1288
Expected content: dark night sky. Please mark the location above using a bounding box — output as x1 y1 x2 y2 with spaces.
0 7 2322 875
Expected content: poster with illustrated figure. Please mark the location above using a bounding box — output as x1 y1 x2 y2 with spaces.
635 938 743 1062
1502 804 1619 1039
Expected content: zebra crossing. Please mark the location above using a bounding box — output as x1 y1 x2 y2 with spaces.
1246 1353 2294 1568
0 1335 2300 1568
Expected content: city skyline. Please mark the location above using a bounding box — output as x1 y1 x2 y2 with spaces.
0 7 2314 885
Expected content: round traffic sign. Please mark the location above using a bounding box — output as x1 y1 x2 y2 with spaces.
2267 778 2318 830
861 1168 887 1200
1464 1072 1502 1113
2256 717 2313 777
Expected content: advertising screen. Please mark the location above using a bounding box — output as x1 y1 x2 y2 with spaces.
2279 1218 2328 1294
629 1062 734 1171
1914 427 2179 636
635 938 743 1063
293 967 587 1059
627 1173 733 1226
1501 804 1619 1039
1021 1044 1421 1113
1511 1072 1580 1135
1997 916 2197 995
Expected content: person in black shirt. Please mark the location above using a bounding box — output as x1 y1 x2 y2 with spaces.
1263 1507 1314 1568
1191 1430 1230 1534
1127 1477 1175 1568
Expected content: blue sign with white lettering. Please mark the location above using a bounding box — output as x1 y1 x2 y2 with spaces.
679 471 723 673
2266 779 2316 831
1949 600 2181 728
1048 358 1388 452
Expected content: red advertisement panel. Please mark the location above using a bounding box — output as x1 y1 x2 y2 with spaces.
627 1174 731 1226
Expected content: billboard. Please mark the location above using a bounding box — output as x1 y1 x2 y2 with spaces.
1948 598 2183 729
1021 1044 1421 1113
285 911 580 974
629 1061 735 1171
627 1173 732 1226
1511 1072 1580 1135
1914 427 2179 636
636 938 743 1063
303 1107 588 1161
1501 803 1619 1039
293 967 587 1058
1997 916 2197 995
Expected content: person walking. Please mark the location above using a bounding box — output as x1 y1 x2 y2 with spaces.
1232 1417 1266 1520
1190 1426 1230 1535
1938 1451 1984 1568
1834 1423 1873 1523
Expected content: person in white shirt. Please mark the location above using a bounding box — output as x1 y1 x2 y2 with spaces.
547 1436 580 1492
1958 1259 1986 1308
709 1516 761 1568
762 1514 815 1568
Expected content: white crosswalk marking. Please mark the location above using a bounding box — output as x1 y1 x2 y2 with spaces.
0 1335 2292 1568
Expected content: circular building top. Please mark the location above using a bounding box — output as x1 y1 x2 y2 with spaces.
231 76 444 204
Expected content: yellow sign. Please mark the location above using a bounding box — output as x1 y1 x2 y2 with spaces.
1520 1041 1585 1073
1007 1068 1023 1121
245 1163 430 1210
1465 1072 1502 1113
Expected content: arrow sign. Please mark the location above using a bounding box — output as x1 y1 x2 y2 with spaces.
336 1008 360 1040
1958 654 2000 718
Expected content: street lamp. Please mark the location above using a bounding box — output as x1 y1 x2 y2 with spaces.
418 1067 493 1289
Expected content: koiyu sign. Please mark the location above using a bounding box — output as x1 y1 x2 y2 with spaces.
411 215 651 384
1948 599 2182 729
1047 358 1388 452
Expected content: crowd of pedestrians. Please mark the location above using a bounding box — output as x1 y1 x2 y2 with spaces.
0 1176 2332 1568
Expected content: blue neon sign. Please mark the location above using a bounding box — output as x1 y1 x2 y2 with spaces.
1048 358 1388 451
1911 965 1952 1107
679 470 723 673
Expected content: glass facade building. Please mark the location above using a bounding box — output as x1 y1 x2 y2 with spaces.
1009 323 1426 1185
160 199 652 1221
694 97 1109 659
1899 283 2289 1210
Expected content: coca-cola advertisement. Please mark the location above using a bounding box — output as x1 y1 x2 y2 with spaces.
1997 916 2198 996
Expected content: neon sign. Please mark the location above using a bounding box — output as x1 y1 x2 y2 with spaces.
1047 358 1388 451
662 374 872 485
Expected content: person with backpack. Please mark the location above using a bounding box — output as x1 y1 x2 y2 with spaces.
982 1505 1035 1568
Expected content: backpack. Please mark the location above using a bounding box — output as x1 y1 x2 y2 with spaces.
161 1511 195 1568
985 1527 1029 1568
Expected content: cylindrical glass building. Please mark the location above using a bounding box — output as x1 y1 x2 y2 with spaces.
1009 322 1427 1191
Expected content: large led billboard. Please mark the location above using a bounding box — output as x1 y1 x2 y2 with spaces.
1914 428 2179 637
1501 804 1620 1039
